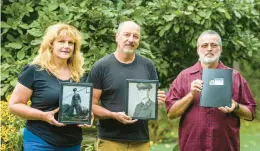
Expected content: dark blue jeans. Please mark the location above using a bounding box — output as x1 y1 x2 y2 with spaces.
23 128 81 151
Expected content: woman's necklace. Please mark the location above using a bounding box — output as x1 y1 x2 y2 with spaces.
56 76 72 85
51 70 72 85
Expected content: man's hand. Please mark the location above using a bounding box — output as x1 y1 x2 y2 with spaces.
78 112 94 128
157 90 166 106
218 99 237 113
190 79 203 98
112 112 137 124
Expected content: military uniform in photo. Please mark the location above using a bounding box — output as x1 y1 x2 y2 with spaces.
133 83 155 118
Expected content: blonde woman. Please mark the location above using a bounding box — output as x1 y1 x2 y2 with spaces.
8 23 92 151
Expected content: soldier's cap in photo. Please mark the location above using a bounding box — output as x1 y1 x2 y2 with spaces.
73 88 77 92
136 83 152 90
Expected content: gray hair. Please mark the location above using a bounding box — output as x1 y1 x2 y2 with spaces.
117 21 141 33
197 30 222 47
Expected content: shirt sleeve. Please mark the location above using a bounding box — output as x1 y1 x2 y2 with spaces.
165 72 185 112
237 74 257 120
87 63 103 90
149 62 158 80
18 65 35 90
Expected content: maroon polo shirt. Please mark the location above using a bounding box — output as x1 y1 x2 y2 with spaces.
166 61 257 151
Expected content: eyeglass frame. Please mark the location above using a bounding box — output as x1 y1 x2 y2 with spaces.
199 43 221 49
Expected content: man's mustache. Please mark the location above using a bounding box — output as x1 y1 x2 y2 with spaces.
125 42 135 47
205 53 214 56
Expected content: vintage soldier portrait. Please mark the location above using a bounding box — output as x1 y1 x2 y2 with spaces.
126 79 158 120
58 82 93 124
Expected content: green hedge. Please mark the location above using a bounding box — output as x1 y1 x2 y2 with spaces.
1 0 259 99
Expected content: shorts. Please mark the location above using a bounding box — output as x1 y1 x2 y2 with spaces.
96 138 150 151
23 128 81 151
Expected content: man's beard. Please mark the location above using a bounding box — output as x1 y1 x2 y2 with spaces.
123 42 136 54
199 51 221 64
123 48 135 54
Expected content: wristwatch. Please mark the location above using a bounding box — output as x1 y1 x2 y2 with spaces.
233 103 240 112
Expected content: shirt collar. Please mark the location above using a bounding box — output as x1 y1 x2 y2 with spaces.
189 61 226 74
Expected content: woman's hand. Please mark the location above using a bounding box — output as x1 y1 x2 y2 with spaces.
43 108 66 127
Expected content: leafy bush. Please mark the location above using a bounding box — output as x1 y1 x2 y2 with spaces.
0 96 26 151
239 61 260 120
2 0 259 99
149 106 179 144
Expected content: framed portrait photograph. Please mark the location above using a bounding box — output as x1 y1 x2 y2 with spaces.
58 82 92 124
126 79 159 120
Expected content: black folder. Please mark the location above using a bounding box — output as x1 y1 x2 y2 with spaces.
200 69 233 108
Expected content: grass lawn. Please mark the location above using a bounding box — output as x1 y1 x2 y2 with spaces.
151 143 177 151
151 120 260 151
240 120 260 151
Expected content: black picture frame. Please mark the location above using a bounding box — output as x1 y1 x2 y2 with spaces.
126 79 159 120
58 82 92 124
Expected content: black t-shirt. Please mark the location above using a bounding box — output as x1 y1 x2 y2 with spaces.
18 65 84 147
87 53 158 142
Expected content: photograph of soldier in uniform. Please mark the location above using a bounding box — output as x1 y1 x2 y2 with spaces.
133 83 155 118
70 88 82 117
127 80 158 120
59 83 92 124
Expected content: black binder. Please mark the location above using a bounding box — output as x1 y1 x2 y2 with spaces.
200 69 233 108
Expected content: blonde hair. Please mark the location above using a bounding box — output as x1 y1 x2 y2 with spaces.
31 23 84 82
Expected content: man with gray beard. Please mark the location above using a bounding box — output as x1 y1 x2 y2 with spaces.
165 30 256 151
87 21 166 151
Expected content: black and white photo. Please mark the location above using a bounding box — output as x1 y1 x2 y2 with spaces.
58 82 92 124
126 79 158 120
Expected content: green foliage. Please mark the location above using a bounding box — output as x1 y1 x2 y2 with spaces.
1 0 260 99
149 107 178 144
141 0 260 86
81 143 95 151
0 96 29 151
239 60 260 120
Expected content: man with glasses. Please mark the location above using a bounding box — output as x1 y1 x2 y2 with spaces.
165 30 257 151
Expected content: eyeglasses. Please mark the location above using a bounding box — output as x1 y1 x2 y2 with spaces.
200 43 219 49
